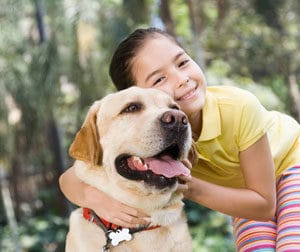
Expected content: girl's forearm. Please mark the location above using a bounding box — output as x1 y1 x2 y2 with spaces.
59 166 150 227
59 166 108 212
59 166 91 207
185 177 276 221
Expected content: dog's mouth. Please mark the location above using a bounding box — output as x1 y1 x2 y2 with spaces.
115 144 190 189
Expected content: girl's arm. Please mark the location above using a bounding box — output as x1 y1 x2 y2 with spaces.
185 134 276 221
59 166 149 227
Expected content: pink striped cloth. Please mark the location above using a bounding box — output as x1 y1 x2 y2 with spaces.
233 166 300 252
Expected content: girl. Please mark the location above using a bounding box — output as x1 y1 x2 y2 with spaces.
60 27 300 251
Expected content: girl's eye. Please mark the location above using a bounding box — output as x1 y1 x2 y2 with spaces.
178 60 189 68
122 102 142 113
153 76 165 86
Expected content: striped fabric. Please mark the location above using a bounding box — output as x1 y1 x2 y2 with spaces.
233 166 300 252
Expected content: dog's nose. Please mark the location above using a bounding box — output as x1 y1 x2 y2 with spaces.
160 110 188 128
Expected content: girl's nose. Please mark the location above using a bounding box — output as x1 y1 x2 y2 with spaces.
176 76 189 88
172 69 189 88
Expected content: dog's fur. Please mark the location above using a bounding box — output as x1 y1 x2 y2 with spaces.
65 87 193 251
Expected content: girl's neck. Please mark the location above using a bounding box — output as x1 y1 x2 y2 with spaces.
188 110 202 141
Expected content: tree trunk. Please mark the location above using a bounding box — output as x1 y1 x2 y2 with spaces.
186 0 206 68
34 0 71 215
34 0 46 43
45 115 71 215
215 0 230 31
10 128 29 219
1 175 22 252
287 74 300 121
159 0 175 36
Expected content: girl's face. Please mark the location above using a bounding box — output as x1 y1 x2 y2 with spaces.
131 35 206 118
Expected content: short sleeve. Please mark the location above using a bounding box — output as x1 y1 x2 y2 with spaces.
236 90 271 151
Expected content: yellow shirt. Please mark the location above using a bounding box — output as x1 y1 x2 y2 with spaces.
191 86 300 188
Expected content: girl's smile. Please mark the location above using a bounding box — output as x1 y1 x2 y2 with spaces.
175 80 199 102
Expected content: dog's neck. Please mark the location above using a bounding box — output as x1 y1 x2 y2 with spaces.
82 208 160 231
75 160 185 226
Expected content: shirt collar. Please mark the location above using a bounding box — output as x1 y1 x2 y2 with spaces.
198 90 221 141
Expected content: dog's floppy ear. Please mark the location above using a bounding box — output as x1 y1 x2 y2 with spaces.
69 101 102 166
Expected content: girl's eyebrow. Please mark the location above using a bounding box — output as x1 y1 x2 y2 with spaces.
145 51 185 83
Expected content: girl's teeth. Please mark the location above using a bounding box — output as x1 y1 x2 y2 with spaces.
181 89 194 100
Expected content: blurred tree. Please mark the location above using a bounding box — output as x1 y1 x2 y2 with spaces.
215 0 230 31
160 0 175 36
34 0 69 216
252 0 300 120
186 0 207 67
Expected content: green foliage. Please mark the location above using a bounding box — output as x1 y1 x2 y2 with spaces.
252 0 284 30
1 214 68 252
185 200 235 251
0 89 12 163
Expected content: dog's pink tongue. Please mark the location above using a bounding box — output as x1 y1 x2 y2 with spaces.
144 155 190 178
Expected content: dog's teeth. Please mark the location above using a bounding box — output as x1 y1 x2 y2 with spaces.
129 156 148 171
133 156 142 166
140 158 149 170
132 156 140 161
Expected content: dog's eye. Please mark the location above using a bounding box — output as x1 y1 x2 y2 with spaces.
170 104 180 110
122 102 142 113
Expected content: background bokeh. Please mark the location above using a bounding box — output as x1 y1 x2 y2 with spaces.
1 0 300 251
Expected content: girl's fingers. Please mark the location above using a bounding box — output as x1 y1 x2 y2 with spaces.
94 205 150 227
177 183 189 193
120 204 149 218
177 174 192 193
111 217 137 228
113 217 150 228
179 174 192 183
105 211 150 228
182 158 192 169
119 212 150 226
96 211 150 228
88 187 150 227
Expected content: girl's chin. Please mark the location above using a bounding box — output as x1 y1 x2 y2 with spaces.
180 103 197 115
179 97 205 115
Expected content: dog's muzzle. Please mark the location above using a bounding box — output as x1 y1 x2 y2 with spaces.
160 110 188 130
115 109 191 189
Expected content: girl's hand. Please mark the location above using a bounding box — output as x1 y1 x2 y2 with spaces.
177 158 192 193
85 186 150 228
59 166 150 228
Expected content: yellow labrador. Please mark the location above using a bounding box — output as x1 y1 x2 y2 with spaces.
65 87 193 252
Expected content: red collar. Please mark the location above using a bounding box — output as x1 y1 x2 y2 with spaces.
83 208 160 233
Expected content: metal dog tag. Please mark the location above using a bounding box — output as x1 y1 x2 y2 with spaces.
109 228 132 246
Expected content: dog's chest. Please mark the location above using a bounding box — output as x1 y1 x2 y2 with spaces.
105 224 192 252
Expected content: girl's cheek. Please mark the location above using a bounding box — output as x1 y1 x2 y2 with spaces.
156 86 174 99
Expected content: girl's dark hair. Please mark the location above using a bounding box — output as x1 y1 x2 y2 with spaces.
109 27 181 91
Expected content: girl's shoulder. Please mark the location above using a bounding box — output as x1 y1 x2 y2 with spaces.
207 85 254 97
206 85 260 107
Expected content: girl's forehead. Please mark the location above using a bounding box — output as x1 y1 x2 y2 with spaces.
141 35 180 53
132 37 183 88
134 36 183 69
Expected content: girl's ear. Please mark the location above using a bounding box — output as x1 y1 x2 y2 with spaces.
188 141 198 167
69 101 102 166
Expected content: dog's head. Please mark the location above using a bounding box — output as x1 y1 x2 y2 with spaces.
69 87 193 191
